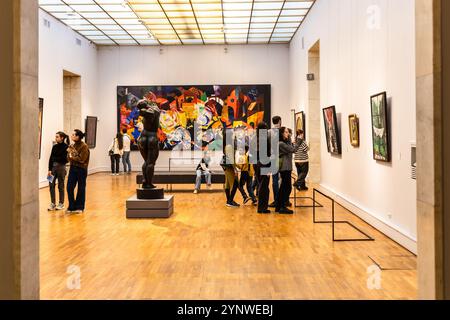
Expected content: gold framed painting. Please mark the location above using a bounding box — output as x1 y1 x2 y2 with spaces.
348 114 360 147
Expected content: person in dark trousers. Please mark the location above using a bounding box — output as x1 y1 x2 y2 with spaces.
294 129 310 191
47 131 69 211
269 116 282 208
109 133 124 175
122 129 132 174
67 129 90 214
276 127 301 214
254 122 271 214
221 142 240 208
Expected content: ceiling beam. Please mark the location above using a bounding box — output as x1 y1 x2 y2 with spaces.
156 0 184 45
246 0 255 44
60 0 118 45
188 0 205 45
268 0 287 44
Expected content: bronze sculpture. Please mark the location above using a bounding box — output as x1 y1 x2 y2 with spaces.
137 99 160 190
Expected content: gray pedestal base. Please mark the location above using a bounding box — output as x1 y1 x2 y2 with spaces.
126 195 174 219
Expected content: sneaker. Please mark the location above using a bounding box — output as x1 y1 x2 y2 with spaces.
111 173 116 176
73 210 84 214
48 204 56 211
226 202 240 208
55 203 65 211
258 210 271 214
279 208 294 214
115 173 120 176
193 189 199 194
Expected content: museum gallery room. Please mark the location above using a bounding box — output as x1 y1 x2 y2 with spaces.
0 0 449 301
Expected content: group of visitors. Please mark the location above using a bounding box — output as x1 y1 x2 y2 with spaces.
108 129 132 175
212 116 310 214
47 129 90 214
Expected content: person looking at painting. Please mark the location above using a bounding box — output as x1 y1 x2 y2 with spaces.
252 121 272 214
269 116 283 208
108 133 124 176
221 141 240 208
122 129 132 174
276 127 301 214
194 152 212 194
67 129 90 214
237 146 257 205
294 129 310 191
47 131 69 211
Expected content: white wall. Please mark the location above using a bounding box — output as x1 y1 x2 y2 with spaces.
39 10 99 186
96 45 290 171
289 0 417 251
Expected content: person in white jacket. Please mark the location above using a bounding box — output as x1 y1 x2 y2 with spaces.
109 133 124 176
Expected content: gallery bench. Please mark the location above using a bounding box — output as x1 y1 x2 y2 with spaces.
136 171 226 186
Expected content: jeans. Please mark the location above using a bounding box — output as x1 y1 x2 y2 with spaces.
272 172 280 203
122 151 132 172
67 166 88 211
195 169 212 190
239 171 256 200
49 163 67 205
110 154 121 173
276 171 293 210
295 162 309 188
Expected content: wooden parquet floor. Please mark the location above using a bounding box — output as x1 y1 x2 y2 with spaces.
39 173 417 299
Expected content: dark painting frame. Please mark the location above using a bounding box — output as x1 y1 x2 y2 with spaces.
322 106 341 155
370 92 390 162
85 116 98 149
295 111 306 136
38 98 44 159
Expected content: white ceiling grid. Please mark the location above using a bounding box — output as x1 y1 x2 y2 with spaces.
39 0 315 46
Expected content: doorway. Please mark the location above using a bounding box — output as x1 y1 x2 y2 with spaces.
63 70 81 134
307 40 321 184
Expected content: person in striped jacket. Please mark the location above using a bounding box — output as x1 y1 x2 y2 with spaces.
294 130 310 191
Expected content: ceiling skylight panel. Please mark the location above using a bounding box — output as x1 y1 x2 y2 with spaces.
40 0 315 45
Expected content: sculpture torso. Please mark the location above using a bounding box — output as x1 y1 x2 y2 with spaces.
137 100 160 189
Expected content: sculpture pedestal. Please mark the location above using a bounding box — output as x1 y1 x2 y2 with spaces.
137 187 164 200
126 194 174 219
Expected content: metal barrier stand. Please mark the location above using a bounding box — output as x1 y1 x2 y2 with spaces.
313 188 375 242
290 174 324 209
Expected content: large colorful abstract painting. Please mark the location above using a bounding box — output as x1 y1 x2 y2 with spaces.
117 85 271 151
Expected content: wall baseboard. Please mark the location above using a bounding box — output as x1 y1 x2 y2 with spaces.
317 184 417 254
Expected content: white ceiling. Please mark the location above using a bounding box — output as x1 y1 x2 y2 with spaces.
39 0 315 46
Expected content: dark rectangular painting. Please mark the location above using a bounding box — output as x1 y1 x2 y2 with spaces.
85 116 98 149
117 85 271 151
39 98 44 159
370 92 390 162
323 106 341 155
295 111 305 135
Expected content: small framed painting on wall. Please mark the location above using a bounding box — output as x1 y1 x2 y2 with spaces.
348 114 360 147
85 116 98 149
323 106 341 155
370 92 390 162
